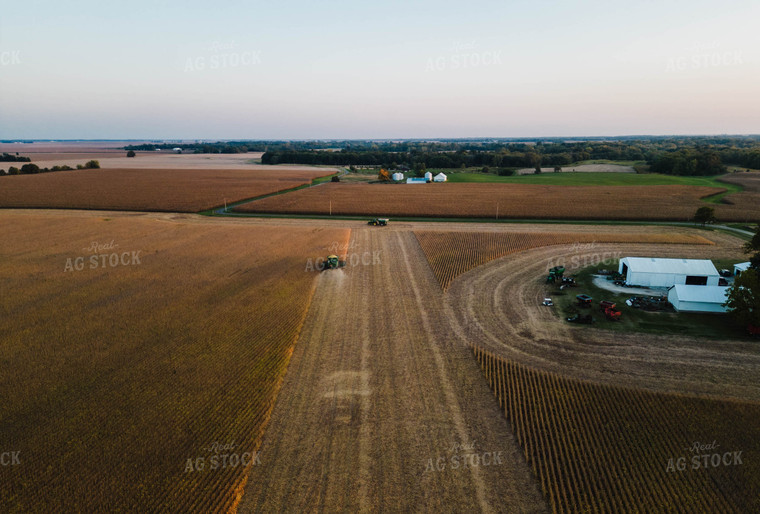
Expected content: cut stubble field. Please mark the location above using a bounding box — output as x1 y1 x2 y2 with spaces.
0 167 335 212
234 182 760 221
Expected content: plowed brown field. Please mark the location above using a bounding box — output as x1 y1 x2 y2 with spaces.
0 167 334 212
232 182 753 221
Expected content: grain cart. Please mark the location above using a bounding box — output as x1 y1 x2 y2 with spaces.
600 300 622 321
576 294 593 308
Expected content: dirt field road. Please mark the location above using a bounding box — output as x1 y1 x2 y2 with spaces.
446 242 760 402
239 229 546 513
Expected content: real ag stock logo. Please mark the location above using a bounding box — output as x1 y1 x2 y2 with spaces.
184 441 261 473
1 450 21 467
666 440 743 473
183 39 262 72
63 240 143 272
423 440 503 473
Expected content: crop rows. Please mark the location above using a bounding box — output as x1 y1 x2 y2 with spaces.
473 346 760 513
232 182 760 221
414 230 714 290
0 167 333 212
0 212 351 512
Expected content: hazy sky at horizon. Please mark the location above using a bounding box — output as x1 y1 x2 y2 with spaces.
0 0 758 139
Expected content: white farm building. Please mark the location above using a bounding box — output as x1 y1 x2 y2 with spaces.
433 172 447 182
618 257 720 288
667 285 729 313
734 261 751 276
424 171 433 181
391 172 404 182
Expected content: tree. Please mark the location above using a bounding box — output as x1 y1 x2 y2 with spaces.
127 150 136 158
20 163 40 174
725 269 760 330
554 166 562 173
743 224 760 255
378 168 391 182
693 206 716 226
534 165 542 174
84 160 100 169
8 166 19 175
725 224 760 333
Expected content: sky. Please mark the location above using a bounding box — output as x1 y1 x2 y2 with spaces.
0 0 758 139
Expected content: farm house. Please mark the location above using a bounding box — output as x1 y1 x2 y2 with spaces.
734 261 751 276
433 172 447 182
618 257 720 288
667 285 729 313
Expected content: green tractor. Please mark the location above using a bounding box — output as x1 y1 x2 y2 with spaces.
368 218 389 226
546 265 565 284
321 254 346 271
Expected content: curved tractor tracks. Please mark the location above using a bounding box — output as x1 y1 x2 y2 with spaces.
445 241 760 402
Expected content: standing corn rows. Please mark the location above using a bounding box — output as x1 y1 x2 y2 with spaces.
473 345 756 513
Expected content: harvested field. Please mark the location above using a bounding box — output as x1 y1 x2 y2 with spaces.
0 211 349 512
234 182 742 221
0 167 334 212
25 153 284 170
444 234 760 400
474 347 760 513
238 228 547 512
716 173 760 222
415 230 715 290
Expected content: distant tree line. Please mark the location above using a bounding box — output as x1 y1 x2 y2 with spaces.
257 136 760 177
0 152 31 162
2 160 100 176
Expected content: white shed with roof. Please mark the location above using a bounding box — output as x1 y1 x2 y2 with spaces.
668 285 729 313
433 172 447 182
734 261 751 276
618 257 719 288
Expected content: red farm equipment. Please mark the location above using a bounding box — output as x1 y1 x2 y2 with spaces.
600 300 622 321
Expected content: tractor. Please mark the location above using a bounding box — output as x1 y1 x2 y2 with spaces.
546 266 565 284
321 254 346 271
368 218 389 226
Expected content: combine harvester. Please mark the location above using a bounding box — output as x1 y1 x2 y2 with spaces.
320 254 346 271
